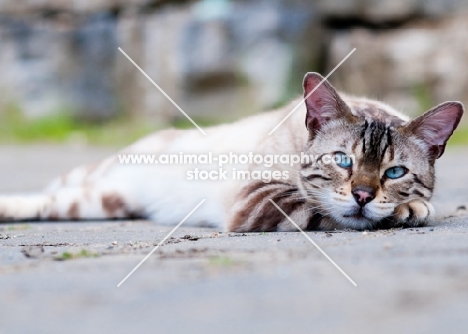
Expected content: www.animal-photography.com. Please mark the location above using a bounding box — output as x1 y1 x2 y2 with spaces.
1 0 468 333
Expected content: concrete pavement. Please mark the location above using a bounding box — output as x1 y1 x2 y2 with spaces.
1 145 468 334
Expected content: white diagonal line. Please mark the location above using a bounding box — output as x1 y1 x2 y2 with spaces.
269 199 357 286
117 199 206 287
118 47 207 136
268 48 356 135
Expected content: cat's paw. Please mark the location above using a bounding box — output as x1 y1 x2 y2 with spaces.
393 199 435 227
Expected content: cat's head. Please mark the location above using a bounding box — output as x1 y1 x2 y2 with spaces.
300 72 464 230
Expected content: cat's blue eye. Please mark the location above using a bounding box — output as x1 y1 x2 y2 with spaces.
335 152 353 168
385 166 407 179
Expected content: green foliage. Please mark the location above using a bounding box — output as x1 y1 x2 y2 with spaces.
2 101 467 146
59 252 73 260
6 224 31 231
0 104 228 145
55 249 99 261
208 256 235 266
0 105 156 145
171 117 221 130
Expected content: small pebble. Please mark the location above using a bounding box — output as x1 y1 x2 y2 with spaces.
362 231 368 236
112 241 117 245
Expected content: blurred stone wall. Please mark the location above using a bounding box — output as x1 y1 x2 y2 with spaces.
0 0 319 123
1 0 468 123
0 6 120 121
323 0 468 116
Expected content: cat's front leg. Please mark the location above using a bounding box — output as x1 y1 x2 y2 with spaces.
392 199 435 227
227 181 312 232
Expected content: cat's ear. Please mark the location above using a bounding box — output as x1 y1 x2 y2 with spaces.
404 101 464 159
303 72 356 133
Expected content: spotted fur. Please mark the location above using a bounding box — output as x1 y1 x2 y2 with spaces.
0 73 463 232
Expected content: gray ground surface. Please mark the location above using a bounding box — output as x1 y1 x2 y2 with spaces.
1 145 468 334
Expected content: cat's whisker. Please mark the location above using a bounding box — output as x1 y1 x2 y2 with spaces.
275 192 300 199
300 203 333 214
0 71 445 238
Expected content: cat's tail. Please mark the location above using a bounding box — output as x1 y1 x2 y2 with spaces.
0 188 142 222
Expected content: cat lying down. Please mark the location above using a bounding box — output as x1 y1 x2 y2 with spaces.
0 73 464 231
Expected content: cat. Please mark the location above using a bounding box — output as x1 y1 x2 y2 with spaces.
0 73 463 232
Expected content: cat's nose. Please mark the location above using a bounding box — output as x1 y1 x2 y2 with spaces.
352 186 376 207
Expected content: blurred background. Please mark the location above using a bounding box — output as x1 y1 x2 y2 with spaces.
1 0 468 145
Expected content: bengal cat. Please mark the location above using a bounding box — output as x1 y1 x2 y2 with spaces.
0 73 463 232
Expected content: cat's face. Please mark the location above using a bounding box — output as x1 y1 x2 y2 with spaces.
299 73 463 230
301 118 434 229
